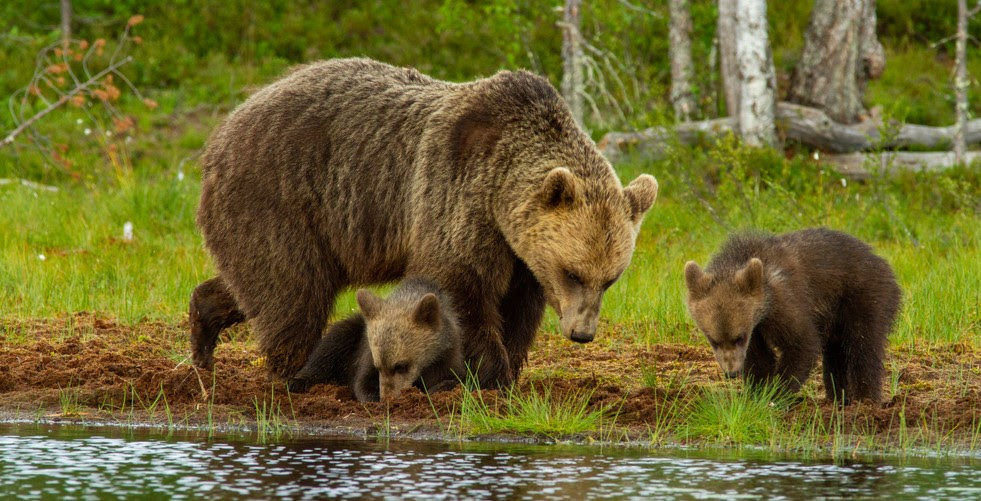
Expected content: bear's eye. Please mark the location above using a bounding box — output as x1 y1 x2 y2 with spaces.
392 363 409 375
566 271 584 286
733 335 747 346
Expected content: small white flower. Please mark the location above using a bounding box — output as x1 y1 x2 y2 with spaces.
38 254 46 261
840 178 847 188
812 151 820 161
105 131 113 137
83 128 92 136
125 136 133 144
76 118 83 125
177 170 185 182
123 221 134 241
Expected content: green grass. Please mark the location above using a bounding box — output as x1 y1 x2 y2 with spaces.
684 381 792 445
57 380 82 417
252 385 294 443
2 2 980 450
453 379 609 439
2 140 978 348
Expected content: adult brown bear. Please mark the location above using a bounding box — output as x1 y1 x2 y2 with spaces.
190 58 658 387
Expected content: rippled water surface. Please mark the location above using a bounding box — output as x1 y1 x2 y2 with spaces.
1 423 979 499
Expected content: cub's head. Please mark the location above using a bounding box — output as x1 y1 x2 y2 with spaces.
683 258 769 378
356 289 449 401
515 167 657 344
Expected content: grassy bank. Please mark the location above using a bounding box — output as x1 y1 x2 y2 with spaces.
2 0 980 456
2 140 979 455
3 140 978 347
0 315 979 458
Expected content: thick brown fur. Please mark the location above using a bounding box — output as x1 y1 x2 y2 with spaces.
190 58 658 386
289 277 464 402
684 228 902 403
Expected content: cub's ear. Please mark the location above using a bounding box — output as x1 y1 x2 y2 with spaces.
735 258 764 294
541 167 578 208
356 289 384 320
413 293 442 329
684 261 710 298
624 174 658 224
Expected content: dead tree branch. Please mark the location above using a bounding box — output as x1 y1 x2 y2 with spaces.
598 102 981 159
1 56 132 149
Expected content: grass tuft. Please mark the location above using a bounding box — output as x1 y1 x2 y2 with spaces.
684 380 792 446
455 374 609 439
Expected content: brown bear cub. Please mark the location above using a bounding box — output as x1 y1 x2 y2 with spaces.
289 277 464 402
684 228 901 403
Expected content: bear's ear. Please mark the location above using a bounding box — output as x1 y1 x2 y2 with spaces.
541 167 578 208
413 293 442 329
623 174 658 224
356 289 384 320
684 261 710 298
735 258 764 295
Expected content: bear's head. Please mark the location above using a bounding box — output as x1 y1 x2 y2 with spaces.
356 289 451 401
683 258 769 378
514 167 657 344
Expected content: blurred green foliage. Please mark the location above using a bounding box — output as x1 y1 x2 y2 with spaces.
3 1 978 125
2 0 981 184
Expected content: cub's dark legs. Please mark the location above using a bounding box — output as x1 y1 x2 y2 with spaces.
498 259 546 381
742 331 776 385
190 276 246 369
833 285 897 404
773 326 821 395
353 348 381 402
289 315 367 393
841 319 887 403
822 340 849 403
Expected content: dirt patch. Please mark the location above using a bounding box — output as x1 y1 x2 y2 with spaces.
1 313 979 446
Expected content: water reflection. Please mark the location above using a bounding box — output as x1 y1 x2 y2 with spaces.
0 424 978 499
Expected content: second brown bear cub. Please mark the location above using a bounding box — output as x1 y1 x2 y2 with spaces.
290 278 464 402
684 228 901 403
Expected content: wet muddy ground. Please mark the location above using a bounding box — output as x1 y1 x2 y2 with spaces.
1 313 979 447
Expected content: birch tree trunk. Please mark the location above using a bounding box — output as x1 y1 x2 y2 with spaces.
560 0 585 127
60 0 72 47
953 0 979 164
788 0 885 124
717 0 739 118
669 0 695 121
735 0 778 147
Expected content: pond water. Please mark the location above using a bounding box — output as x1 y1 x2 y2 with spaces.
1 423 979 499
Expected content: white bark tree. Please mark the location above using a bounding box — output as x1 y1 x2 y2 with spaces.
788 0 885 124
669 0 695 121
60 0 72 47
735 0 777 147
954 0 981 164
717 0 739 117
560 0 585 127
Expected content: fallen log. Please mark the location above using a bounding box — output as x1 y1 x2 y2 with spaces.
818 151 979 179
597 102 981 159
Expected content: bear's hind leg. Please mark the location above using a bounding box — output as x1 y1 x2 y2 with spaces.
839 286 894 404
221 220 343 380
190 276 245 370
822 340 849 404
842 320 886 403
